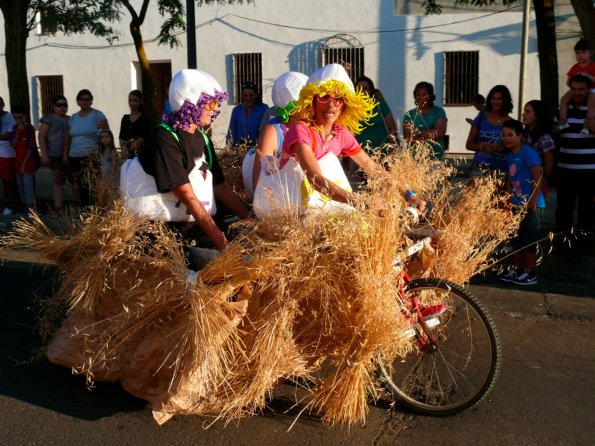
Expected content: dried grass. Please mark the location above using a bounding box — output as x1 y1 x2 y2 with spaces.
0 140 518 427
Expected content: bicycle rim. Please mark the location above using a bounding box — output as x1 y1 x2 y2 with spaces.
379 278 501 416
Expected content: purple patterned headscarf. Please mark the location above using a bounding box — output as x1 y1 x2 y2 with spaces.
162 90 229 131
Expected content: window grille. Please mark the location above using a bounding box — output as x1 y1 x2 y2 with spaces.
444 51 479 106
321 34 365 84
36 75 64 116
232 53 263 104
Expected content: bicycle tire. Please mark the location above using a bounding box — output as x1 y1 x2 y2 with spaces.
378 278 501 416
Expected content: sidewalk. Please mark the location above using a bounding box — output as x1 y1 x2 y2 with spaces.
1 166 594 285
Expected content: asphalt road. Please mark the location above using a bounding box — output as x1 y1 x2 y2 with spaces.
0 260 593 446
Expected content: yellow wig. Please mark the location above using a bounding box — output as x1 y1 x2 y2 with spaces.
293 79 377 135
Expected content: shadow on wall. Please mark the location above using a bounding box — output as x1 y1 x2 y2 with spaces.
287 39 326 79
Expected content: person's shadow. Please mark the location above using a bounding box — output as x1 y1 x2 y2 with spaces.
0 261 146 421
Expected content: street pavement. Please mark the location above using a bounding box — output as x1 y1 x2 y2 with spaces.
0 166 594 445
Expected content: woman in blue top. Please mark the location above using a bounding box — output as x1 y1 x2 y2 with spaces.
403 82 448 160
64 89 109 207
465 85 513 178
226 82 269 147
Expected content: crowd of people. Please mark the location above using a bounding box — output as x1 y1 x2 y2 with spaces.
0 38 594 279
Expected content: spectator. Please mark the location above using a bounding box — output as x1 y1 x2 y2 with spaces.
466 94 486 124
558 39 595 135
39 95 70 213
11 105 38 215
0 96 16 215
64 89 109 207
465 85 513 180
226 81 269 147
355 75 398 154
403 81 448 160
499 119 544 286
555 74 595 261
521 100 555 197
118 90 151 159
98 129 117 182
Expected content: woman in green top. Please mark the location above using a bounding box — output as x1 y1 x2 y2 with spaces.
355 76 398 155
403 81 448 160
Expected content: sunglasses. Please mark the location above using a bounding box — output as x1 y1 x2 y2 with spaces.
55 103 68 107
203 99 219 111
316 95 345 106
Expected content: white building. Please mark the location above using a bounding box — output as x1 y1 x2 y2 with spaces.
0 0 583 152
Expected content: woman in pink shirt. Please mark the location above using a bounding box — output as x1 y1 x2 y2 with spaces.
280 64 425 209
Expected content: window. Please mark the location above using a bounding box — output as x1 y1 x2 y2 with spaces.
232 53 262 104
444 51 479 106
321 34 365 84
36 75 63 116
36 7 58 36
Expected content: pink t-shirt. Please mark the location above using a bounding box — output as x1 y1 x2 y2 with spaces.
280 122 361 169
567 62 595 78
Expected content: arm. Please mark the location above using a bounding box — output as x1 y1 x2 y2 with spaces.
63 124 71 164
38 122 50 164
527 165 543 210
383 112 399 142
253 123 277 189
171 182 228 250
226 107 238 146
465 125 482 152
350 149 426 210
213 181 249 219
541 150 554 179
97 119 108 130
416 117 447 141
294 142 358 204
11 126 23 149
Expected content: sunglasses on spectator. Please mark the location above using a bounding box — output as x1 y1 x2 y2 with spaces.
55 102 68 107
315 95 345 106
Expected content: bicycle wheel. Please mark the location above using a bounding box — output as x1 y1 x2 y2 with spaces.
378 278 501 416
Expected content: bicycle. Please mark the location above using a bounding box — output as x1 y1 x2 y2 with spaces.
375 210 502 416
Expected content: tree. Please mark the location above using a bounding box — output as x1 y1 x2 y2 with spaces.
0 1 251 122
0 0 119 114
569 0 595 46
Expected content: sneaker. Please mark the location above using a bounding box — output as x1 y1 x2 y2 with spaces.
1 208 12 216
512 271 538 286
500 268 518 283
557 123 570 132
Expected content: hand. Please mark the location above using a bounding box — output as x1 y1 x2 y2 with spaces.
19 164 25 174
407 196 426 212
41 154 50 166
62 155 69 166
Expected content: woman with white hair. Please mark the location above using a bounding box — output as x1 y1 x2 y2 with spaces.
242 71 308 196
136 69 248 251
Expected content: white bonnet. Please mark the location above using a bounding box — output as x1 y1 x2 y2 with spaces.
271 72 308 109
168 69 223 112
306 64 355 93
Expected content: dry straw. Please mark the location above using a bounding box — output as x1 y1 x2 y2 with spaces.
0 141 520 426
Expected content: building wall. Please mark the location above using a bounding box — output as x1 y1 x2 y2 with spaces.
0 0 582 152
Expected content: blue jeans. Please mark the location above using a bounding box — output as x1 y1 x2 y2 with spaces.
16 173 36 205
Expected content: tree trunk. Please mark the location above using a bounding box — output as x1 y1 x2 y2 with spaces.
533 0 559 114
570 0 595 47
130 21 158 125
0 1 31 113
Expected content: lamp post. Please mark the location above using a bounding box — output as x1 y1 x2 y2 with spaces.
518 0 532 120
186 0 197 69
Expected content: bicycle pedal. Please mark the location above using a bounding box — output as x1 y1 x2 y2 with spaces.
401 317 441 339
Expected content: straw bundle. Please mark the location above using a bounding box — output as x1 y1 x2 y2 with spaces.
0 141 519 427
